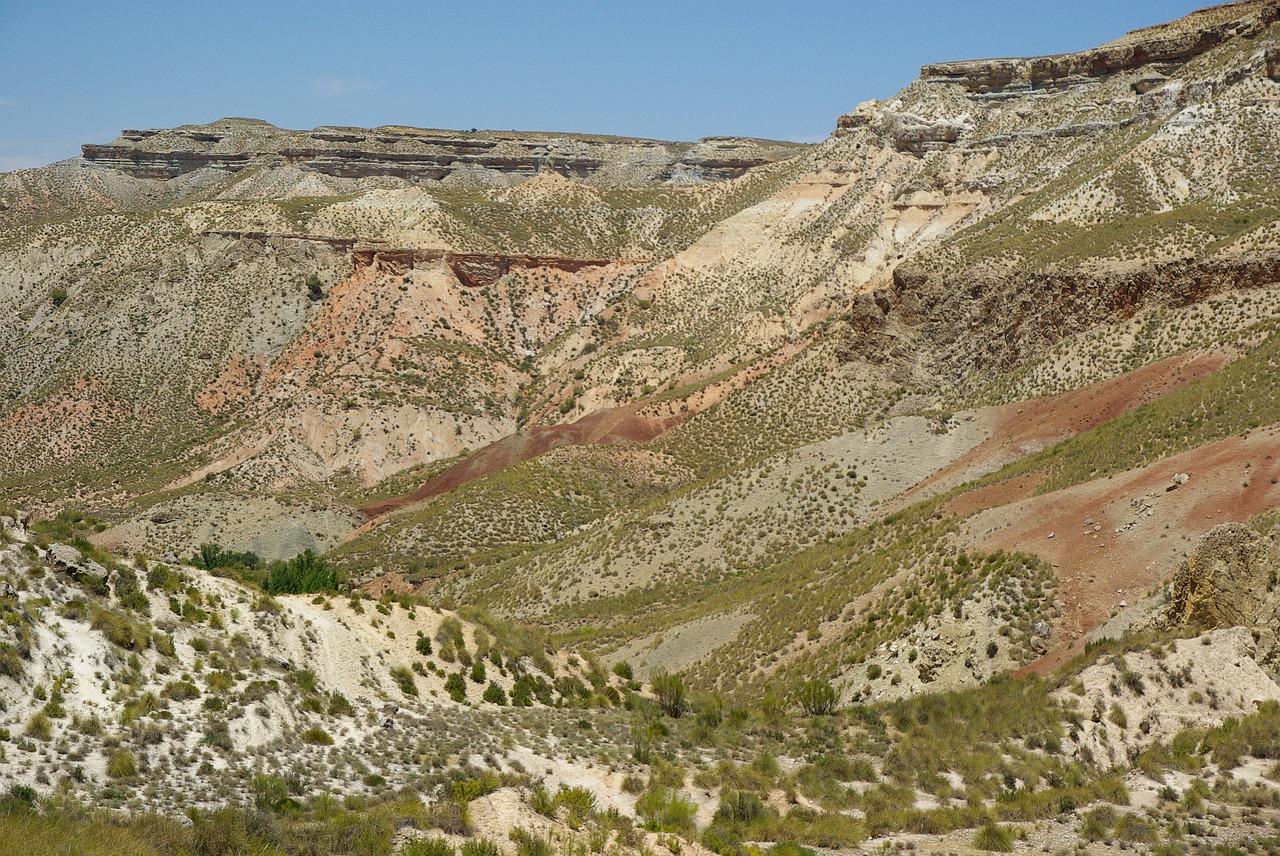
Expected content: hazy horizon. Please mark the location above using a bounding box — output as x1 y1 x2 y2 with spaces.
1 0 1210 172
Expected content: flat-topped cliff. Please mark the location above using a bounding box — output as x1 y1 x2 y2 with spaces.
919 0 1279 93
80 118 805 187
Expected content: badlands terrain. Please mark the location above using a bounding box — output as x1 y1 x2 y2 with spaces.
5 1 1280 853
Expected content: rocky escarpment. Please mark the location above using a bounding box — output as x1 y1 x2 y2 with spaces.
202 230 630 288
920 0 1280 94
351 246 629 287
1164 521 1280 632
837 0 1280 154
843 254 1280 382
78 145 253 179
80 119 804 187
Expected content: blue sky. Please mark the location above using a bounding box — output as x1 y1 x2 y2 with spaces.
1 0 1208 171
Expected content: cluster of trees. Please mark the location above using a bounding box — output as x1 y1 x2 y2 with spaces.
191 543 338 595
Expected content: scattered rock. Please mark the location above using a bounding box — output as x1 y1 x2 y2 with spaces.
0 512 29 543
47 544 107 581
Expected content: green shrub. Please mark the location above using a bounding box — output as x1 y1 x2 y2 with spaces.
290 669 318 694
328 693 354 716
794 680 838 717
636 789 697 833
391 666 418 697
1 784 37 813
460 838 502 856
416 635 433 656
556 785 596 820
717 790 765 822
403 838 456 856
1113 813 1156 844
0 644 24 680
305 273 324 299
262 550 337 595
436 616 465 647
529 785 556 817
509 827 552 856
300 727 333 746
89 606 150 652
972 822 1014 852
445 672 466 703
24 712 52 741
651 671 687 718
1079 806 1114 841
251 774 301 813
107 748 138 779
152 633 175 658
470 661 486 684
425 800 471 836
482 682 507 705
451 773 499 804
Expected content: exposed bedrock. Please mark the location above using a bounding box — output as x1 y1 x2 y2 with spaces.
79 121 802 186
78 145 253 179
1164 522 1280 631
843 253 1280 380
350 246 624 287
921 1 1280 92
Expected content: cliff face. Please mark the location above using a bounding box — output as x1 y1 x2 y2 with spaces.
821 0 1280 388
848 254 1280 381
78 146 253 179
78 120 804 187
1164 523 1280 631
348 245 622 287
920 0 1280 94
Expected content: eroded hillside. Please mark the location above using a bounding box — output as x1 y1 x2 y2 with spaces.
4 2 1280 853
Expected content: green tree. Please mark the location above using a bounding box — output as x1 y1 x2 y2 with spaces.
263 550 337 594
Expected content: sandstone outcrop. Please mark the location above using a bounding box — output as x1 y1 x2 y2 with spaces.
350 246 625 287
80 119 803 187
847 254 1280 382
78 145 254 179
834 101 973 154
1164 522 1280 631
921 0 1280 93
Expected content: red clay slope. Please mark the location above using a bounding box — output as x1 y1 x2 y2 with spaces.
960 424 1280 673
359 405 682 518
899 351 1227 512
